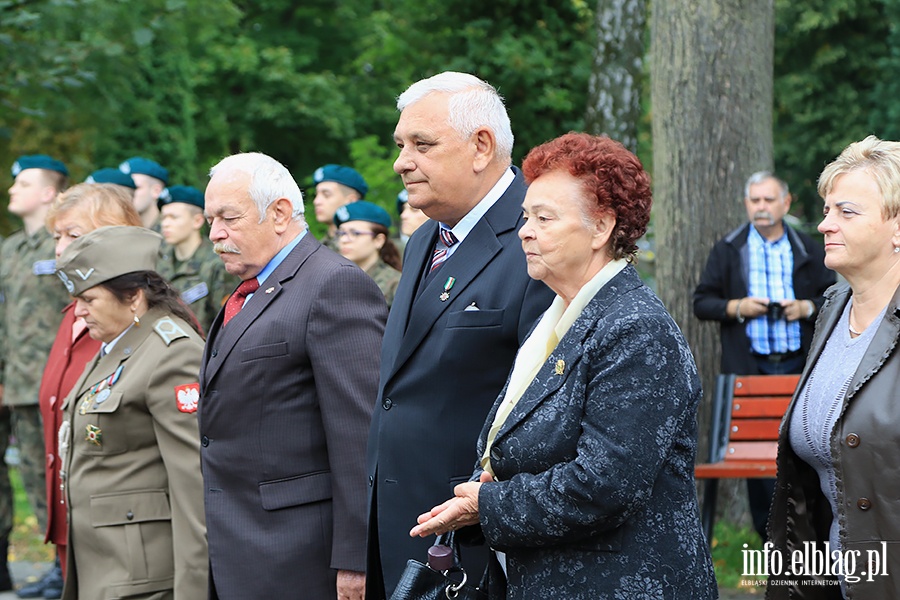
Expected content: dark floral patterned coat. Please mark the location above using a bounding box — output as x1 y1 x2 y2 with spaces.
474 266 718 599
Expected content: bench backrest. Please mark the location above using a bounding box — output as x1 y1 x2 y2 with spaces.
708 373 800 463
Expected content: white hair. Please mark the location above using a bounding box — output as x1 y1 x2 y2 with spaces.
209 152 305 222
397 71 514 161
744 170 789 200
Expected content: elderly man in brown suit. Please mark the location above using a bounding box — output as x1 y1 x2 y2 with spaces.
200 152 386 600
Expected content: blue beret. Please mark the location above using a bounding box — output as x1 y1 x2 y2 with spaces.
396 188 409 216
334 201 392 230
85 168 136 189
157 185 204 210
11 155 69 177
118 157 169 185
312 164 368 197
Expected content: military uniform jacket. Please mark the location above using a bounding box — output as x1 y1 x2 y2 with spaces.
200 234 386 600
157 239 238 333
61 309 207 600
365 259 401 308
0 228 70 405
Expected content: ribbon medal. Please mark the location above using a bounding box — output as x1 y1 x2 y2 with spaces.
79 365 124 414
440 276 456 302
85 424 102 446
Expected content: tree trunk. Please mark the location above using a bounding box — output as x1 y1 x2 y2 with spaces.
651 0 774 529
585 0 647 154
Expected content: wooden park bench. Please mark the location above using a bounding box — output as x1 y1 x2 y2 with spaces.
694 373 801 545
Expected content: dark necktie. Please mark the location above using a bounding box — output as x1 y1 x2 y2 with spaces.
223 278 260 326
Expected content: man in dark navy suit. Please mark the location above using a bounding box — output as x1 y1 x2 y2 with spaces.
365 72 554 599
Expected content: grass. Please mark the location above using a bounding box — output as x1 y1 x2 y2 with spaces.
711 520 767 593
9 468 54 563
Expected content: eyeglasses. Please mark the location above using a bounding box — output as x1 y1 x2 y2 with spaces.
336 229 377 240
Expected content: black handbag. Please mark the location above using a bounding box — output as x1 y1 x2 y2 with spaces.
390 531 488 600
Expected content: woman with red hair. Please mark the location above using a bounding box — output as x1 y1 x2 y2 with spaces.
409 133 716 598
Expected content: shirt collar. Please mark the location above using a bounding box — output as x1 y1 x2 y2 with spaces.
256 229 307 286
101 324 133 356
442 167 515 243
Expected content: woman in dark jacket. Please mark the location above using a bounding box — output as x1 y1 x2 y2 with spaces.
768 136 900 599
409 133 717 599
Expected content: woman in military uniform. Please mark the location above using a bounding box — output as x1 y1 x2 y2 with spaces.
31 184 142 597
334 200 402 307
55 226 207 600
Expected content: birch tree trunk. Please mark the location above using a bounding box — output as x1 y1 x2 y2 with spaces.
585 0 647 153
651 0 774 528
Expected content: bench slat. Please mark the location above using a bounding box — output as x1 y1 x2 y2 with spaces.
733 375 800 396
731 398 791 417
729 419 781 441
695 461 777 479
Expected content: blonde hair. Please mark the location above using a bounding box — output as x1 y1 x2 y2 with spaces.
818 135 900 219
46 183 142 230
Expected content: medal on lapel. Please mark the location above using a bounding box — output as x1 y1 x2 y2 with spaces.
555 359 565 375
79 365 124 414
440 276 456 302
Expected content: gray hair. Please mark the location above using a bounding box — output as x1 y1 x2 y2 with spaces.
744 171 789 199
209 152 305 223
397 71 514 161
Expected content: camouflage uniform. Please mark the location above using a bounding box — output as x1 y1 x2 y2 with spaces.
0 228 70 533
321 231 340 252
157 239 239 333
366 259 401 309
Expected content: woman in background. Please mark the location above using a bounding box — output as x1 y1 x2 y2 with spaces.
334 200 402 307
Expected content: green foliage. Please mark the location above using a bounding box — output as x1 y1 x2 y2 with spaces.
711 520 764 590
774 0 890 221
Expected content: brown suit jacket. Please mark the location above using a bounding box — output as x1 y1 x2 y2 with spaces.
200 232 386 599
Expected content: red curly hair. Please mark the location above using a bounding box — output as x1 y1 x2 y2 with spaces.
522 132 651 261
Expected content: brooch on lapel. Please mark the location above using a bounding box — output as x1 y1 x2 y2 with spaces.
440 276 456 302
85 424 102 446
555 359 565 375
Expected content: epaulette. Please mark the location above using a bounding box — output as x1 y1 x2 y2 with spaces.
153 316 189 346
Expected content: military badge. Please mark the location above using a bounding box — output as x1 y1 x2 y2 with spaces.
85 424 102 446
175 383 200 413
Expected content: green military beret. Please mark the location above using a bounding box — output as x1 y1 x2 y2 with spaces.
334 200 392 229
157 185 204 211
85 168 136 189
56 226 162 296
11 155 69 177
118 156 169 185
313 164 368 197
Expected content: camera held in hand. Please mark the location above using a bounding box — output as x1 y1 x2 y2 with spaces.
768 302 785 320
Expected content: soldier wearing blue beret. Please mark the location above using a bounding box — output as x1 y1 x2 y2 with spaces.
333 201 402 307
156 186 239 331
312 164 368 250
1 155 72 592
119 157 168 231
85 168 136 194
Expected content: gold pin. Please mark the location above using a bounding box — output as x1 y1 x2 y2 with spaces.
555 359 565 375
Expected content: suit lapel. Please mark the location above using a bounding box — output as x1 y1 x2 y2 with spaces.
386 171 525 381
203 234 317 385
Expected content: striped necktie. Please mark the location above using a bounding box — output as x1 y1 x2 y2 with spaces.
430 227 459 272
